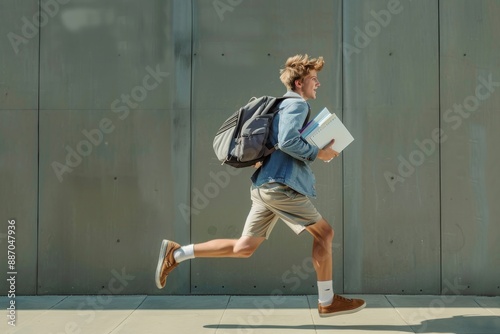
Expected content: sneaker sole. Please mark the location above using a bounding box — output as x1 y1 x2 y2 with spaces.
319 301 366 318
155 240 169 289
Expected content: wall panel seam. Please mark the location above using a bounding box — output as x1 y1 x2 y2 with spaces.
36 0 41 296
189 0 194 294
341 0 345 295
438 0 443 295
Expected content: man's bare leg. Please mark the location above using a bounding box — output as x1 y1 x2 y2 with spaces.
194 236 266 258
306 219 334 281
155 236 265 289
306 218 366 316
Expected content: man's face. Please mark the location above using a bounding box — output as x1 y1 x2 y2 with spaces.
297 70 321 100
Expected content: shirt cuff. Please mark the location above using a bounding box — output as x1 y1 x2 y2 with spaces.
309 146 319 161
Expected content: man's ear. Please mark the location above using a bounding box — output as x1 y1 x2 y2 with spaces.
294 79 302 89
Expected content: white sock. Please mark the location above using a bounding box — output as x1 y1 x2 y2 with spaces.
173 244 195 263
318 280 334 306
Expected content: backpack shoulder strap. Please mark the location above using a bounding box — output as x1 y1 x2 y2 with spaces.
304 102 311 127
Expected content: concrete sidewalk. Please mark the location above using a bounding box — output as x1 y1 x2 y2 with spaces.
1 294 499 334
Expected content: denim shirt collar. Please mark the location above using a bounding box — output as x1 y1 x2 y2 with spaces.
284 90 304 99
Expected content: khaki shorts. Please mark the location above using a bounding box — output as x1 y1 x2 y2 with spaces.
241 182 323 239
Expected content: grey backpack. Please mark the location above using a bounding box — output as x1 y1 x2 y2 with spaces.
213 96 299 168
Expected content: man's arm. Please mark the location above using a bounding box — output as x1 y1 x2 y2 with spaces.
278 101 339 163
277 101 319 162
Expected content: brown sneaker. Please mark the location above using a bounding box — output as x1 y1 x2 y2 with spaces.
318 294 366 317
155 240 181 289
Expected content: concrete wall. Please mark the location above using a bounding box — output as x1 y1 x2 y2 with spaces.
344 0 441 294
0 0 498 296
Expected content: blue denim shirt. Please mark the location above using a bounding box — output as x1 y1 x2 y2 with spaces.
251 91 320 197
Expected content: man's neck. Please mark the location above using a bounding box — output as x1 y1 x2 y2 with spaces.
290 89 308 100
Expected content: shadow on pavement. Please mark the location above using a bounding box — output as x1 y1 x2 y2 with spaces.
205 315 500 333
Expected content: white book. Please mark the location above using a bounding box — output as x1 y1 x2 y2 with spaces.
302 108 354 152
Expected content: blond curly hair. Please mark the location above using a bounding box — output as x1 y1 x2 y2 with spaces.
279 54 324 91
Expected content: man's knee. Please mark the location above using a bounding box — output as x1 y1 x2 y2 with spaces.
233 238 261 258
233 245 256 258
310 219 334 242
321 223 334 242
